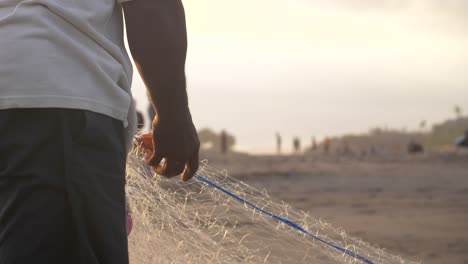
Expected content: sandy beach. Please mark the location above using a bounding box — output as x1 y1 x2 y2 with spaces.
201 151 468 264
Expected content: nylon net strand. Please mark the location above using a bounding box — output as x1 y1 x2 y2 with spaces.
126 147 417 264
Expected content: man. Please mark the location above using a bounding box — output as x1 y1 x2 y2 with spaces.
0 0 199 263
276 132 282 154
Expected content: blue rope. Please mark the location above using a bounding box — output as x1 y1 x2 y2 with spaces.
195 174 374 264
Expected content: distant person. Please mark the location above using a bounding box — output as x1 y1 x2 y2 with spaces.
370 145 377 156
455 130 468 148
276 133 282 154
407 141 424 154
137 110 145 130
220 130 228 155
342 141 352 155
360 149 368 158
311 136 317 151
323 137 330 154
293 137 301 154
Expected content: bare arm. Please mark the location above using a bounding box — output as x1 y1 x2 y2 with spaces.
122 0 199 181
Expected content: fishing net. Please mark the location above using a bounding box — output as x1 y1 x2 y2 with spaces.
126 146 416 264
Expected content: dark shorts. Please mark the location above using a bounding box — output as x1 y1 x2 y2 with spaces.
0 108 129 264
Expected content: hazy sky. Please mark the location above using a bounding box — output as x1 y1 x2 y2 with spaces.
131 0 468 153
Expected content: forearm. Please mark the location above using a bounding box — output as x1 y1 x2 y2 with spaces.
123 0 189 120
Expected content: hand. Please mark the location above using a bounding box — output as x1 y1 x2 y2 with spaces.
143 113 200 181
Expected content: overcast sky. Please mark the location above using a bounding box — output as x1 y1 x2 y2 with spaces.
131 0 468 153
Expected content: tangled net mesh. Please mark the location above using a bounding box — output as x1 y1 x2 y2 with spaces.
126 147 416 264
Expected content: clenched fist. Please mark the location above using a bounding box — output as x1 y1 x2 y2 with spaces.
136 113 200 182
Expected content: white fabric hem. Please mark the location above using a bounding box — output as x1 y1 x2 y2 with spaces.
0 95 129 126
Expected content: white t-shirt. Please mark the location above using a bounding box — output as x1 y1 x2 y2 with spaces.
0 0 136 150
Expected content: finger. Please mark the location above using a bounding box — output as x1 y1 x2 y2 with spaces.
136 134 154 155
146 148 163 168
182 151 199 182
153 159 167 176
157 159 185 178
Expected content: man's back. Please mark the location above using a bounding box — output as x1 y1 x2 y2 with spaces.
0 0 136 139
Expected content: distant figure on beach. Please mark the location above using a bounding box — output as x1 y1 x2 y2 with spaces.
311 136 317 151
342 141 352 155
276 133 282 154
455 131 468 148
360 149 368 158
323 137 331 154
407 141 424 154
370 145 377 156
221 130 228 155
0 1 200 263
137 110 145 130
293 137 301 154
198 128 236 153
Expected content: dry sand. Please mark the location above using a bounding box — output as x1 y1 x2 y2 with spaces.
202 151 468 264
